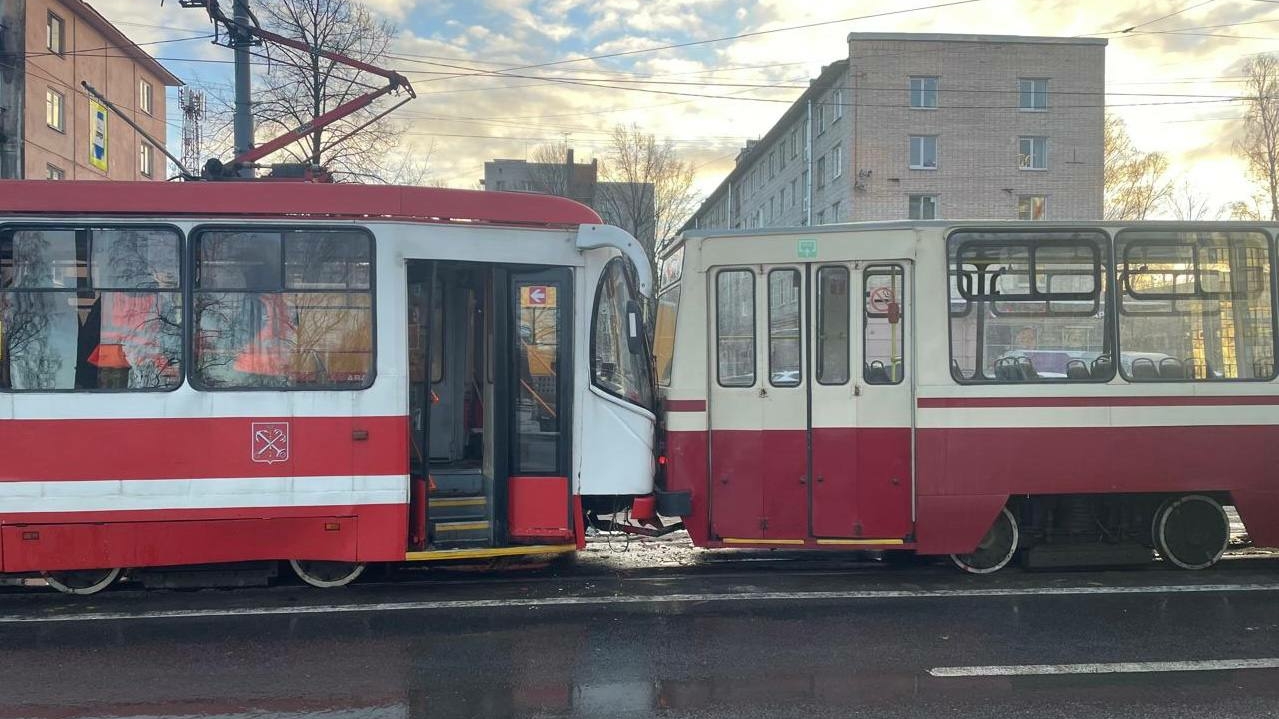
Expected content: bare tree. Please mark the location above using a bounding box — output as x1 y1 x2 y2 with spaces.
594 124 697 267
527 141 571 196
1168 177 1214 221
247 0 413 180
1235 54 1279 220
1104 113 1173 220
1221 194 1268 220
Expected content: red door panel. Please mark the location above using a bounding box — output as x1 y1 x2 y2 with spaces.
710 430 765 539
811 427 858 536
762 428 809 538
855 427 912 538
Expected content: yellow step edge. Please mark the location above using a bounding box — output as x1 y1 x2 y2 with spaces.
430 497 488 508
722 538 806 545
816 538 906 546
434 521 490 532
404 544 576 562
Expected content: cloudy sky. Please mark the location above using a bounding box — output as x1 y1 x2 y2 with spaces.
89 0 1279 215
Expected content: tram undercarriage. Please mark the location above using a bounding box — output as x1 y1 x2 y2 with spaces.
951 493 1235 573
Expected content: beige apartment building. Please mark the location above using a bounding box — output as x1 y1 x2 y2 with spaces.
686 33 1106 231
0 0 181 181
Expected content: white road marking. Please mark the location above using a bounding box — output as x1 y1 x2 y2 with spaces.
0 581 1276 624
929 658 1279 677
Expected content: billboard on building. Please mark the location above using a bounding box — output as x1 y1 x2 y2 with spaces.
90 101 109 171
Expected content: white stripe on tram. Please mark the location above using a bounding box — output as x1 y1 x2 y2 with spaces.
0 475 409 513
2 582 1277 624
929 658 1279 677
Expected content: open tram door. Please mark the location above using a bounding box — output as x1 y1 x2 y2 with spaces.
406 260 576 554
706 259 914 545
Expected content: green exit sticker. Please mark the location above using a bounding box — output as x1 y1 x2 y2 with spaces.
797 238 818 259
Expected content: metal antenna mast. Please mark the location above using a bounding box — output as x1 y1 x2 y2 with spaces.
179 86 205 174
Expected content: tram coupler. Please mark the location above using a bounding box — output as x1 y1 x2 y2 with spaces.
587 512 685 538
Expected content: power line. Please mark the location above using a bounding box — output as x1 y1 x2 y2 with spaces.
19 34 214 62
1114 0 1218 34
447 0 991 77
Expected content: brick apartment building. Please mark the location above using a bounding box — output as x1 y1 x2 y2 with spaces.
686 33 1106 231
0 0 181 181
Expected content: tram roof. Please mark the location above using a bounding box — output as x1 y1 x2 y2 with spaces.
0 181 603 228
666 219 1278 257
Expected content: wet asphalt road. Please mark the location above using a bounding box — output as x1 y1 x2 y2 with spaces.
1 556 1279 719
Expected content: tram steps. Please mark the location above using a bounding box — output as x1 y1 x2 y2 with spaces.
429 496 491 547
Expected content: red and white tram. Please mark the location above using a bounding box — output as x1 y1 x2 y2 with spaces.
0 180 657 593
655 221 1279 572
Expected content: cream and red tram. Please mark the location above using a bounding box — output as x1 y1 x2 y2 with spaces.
654 221 1279 572
0 180 657 593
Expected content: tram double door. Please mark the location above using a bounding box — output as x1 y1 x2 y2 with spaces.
408 261 573 550
707 261 914 542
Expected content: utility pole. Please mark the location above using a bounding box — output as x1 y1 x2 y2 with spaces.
231 0 253 175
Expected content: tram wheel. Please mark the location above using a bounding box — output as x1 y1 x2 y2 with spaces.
1153 495 1228 570
950 507 1019 575
288 559 366 588
43 567 122 595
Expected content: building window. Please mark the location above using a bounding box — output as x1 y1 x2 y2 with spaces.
818 104 828 134
769 196 776 224
909 195 938 220
780 187 787 211
45 164 65 181
1019 78 1048 111
790 178 798 207
909 135 937 169
816 209 825 225
831 200 841 223
140 142 154 177
1019 136 1047 170
46 89 65 132
140 80 154 115
47 12 65 55
831 144 843 179
791 129 799 159
832 89 844 120
769 150 776 178
779 143 786 170
815 157 826 190
1018 195 1047 220
910 76 938 109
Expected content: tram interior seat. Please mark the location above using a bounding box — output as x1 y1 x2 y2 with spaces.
865 361 891 383
1130 357 1159 380
1158 357 1185 379
1090 355 1112 379
1065 360 1090 380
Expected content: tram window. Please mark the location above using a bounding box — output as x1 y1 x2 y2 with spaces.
0 226 183 392
948 230 1110 383
768 269 802 387
516 278 562 474
591 258 655 408
192 228 374 390
654 283 680 386
716 269 756 387
1116 230 1275 381
816 266 850 385
864 265 905 384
